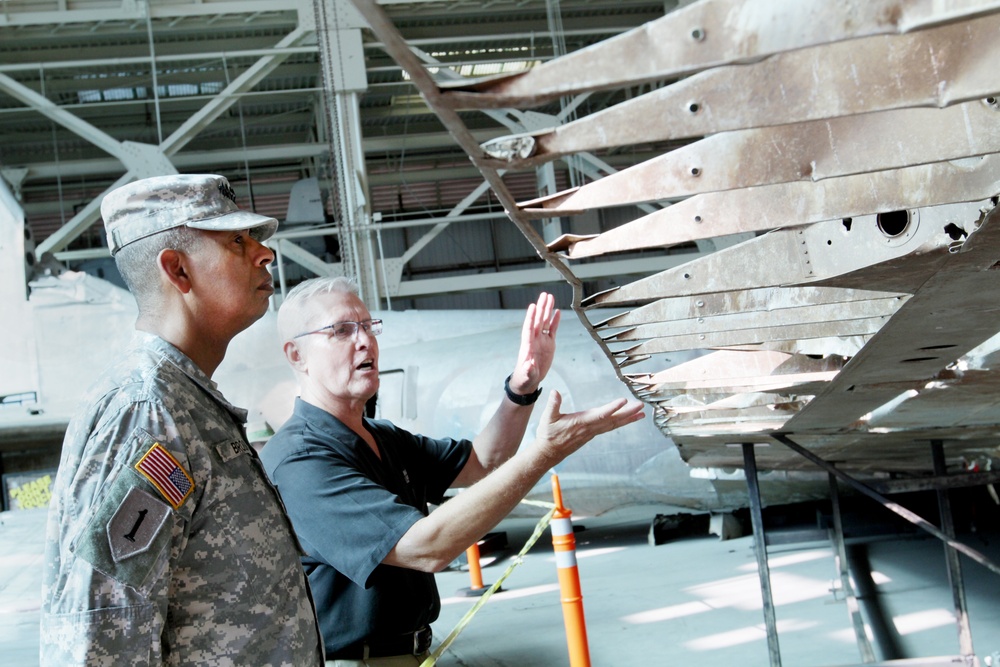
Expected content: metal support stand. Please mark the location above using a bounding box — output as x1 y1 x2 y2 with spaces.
742 443 782 667
828 472 876 663
772 433 1000 577
932 440 976 663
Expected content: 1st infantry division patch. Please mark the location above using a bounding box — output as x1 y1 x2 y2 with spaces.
107 486 171 563
134 442 194 510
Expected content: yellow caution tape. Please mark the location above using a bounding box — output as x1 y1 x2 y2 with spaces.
419 503 557 667
518 499 558 510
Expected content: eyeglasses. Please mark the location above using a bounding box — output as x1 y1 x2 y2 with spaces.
294 318 383 340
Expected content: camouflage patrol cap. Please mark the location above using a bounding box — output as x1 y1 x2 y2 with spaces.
102 174 278 255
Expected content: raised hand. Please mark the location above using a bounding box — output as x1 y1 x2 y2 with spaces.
509 292 561 395
533 390 645 465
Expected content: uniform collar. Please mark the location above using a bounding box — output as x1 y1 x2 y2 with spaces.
135 331 249 423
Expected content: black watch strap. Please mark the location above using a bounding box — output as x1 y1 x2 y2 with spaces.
504 374 541 406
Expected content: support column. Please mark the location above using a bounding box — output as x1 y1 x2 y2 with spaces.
315 0 375 301
773 433 1000 577
931 440 976 662
829 472 876 663
742 443 781 667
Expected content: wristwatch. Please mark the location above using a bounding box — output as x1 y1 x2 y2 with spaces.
504 374 541 405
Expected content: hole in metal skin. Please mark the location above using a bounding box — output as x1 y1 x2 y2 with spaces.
877 210 909 237
943 223 967 241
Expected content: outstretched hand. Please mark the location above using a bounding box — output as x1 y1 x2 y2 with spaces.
533 390 645 465
509 292 560 395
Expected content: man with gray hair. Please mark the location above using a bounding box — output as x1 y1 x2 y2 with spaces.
40 174 323 666
261 275 644 665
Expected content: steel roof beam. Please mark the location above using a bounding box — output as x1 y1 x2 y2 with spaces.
0 1 299 28
161 25 313 156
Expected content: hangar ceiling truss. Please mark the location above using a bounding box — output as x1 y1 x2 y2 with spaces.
0 0 682 306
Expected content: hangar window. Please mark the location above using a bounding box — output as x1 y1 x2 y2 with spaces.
404 45 540 81
77 81 225 104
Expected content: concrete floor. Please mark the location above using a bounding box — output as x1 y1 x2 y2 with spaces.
3 503 1000 666
431 507 1000 667
0 508 46 667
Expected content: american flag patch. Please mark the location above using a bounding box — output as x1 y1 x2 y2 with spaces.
135 443 194 510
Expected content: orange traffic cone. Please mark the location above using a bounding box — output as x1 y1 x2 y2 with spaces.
457 538 493 597
550 473 591 667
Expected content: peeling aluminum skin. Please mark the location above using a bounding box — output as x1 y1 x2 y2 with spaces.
348 0 1000 476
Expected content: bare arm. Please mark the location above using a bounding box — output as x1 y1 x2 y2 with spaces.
384 390 645 572
453 293 561 486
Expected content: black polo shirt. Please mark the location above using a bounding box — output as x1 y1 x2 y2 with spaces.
260 398 471 657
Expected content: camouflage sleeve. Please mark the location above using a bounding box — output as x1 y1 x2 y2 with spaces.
40 602 157 667
40 400 192 667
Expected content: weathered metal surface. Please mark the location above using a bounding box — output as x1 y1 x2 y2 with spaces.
483 14 1000 167
786 203 1000 431
626 350 837 387
350 0 1000 477
439 0 1000 109
585 201 987 308
520 101 1000 213
863 365 1000 430
633 356 845 404
597 287 904 327
551 154 1000 259
616 202 1000 466
604 299 901 344
613 318 888 362
604 301 900 368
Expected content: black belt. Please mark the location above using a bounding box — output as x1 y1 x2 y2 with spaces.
330 626 432 660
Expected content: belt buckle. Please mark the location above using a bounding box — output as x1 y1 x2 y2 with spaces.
413 626 432 654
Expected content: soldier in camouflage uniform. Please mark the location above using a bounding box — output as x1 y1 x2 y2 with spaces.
40 174 324 667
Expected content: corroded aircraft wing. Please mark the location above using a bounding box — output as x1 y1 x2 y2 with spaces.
348 0 1000 476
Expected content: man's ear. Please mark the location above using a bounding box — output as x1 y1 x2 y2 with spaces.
284 339 308 372
158 248 192 294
